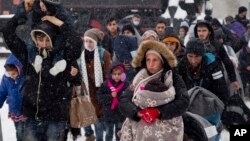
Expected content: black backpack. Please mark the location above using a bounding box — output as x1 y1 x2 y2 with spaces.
221 89 250 129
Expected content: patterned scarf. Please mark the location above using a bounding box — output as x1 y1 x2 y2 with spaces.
79 47 103 94
107 79 125 110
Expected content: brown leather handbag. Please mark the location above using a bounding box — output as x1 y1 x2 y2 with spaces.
70 82 97 128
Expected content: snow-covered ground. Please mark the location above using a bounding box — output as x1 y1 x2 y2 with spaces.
0 56 249 141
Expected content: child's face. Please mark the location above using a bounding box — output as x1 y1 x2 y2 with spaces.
7 70 18 80
112 69 122 83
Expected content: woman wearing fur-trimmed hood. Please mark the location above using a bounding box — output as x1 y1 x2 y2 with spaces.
119 40 189 141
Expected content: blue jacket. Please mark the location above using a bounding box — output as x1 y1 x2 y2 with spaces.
0 54 25 116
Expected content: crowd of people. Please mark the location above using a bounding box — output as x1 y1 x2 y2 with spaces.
0 0 249 141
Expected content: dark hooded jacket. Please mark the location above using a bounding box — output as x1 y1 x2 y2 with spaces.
0 16 82 121
118 40 189 121
178 53 229 104
194 21 237 82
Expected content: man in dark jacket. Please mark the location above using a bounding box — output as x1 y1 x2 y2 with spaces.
0 3 82 141
178 38 229 104
235 6 249 28
194 21 240 91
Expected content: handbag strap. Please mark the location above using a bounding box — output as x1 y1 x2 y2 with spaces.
72 81 89 97
234 88 242 96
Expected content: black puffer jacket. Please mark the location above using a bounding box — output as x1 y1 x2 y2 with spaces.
1 16 82 121
118 69 189 121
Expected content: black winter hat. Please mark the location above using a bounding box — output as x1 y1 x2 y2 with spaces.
185 38 205 56
238 6 247 14
122 24 135 35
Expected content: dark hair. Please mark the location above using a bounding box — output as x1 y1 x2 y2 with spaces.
238 6 247 14
4 64 18 72
106 17 118 25
133 14 141 19
156 18 167 26
122 24 135 35
34 31 47 38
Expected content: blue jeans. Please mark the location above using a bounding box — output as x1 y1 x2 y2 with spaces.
14 121 25 141
104 121 123 141
84 119 105 141
22 118 67 141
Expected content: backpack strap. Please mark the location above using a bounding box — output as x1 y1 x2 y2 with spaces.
98 46 105 62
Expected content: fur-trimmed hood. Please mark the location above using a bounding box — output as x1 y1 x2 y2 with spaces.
132 40 177 68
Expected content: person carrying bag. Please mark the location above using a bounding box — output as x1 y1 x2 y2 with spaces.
70 82 97 128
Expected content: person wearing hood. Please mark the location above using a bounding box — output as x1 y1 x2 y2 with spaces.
0 54 26 141
76 28 111 141
194 21 240 91
0 8 82 141
130 14 143 36
119 40 189 141
97 64 129 141
15 0 74 76
162 35 185 62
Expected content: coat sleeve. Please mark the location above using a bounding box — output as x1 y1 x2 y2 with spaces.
118 87 141 122
208 61 229 104
218 44 237 82
0 16 29 70
96 82 113 107
239 51 249 70
59 23 82 64
157 70 190 120
0 77 8 108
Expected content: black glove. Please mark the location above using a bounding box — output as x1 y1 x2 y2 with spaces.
15 2 28 24
144 79 168 92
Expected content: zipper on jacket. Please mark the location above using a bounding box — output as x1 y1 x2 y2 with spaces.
35 70 42 121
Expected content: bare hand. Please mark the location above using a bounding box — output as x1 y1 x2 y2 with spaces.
129 84 135 91
231 81 240 90
246 66 250 71
70 66 78 76
24 0 35 12
111 92 117 97
41 16 64 27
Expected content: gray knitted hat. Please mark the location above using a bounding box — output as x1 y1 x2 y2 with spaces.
84 28 104 43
